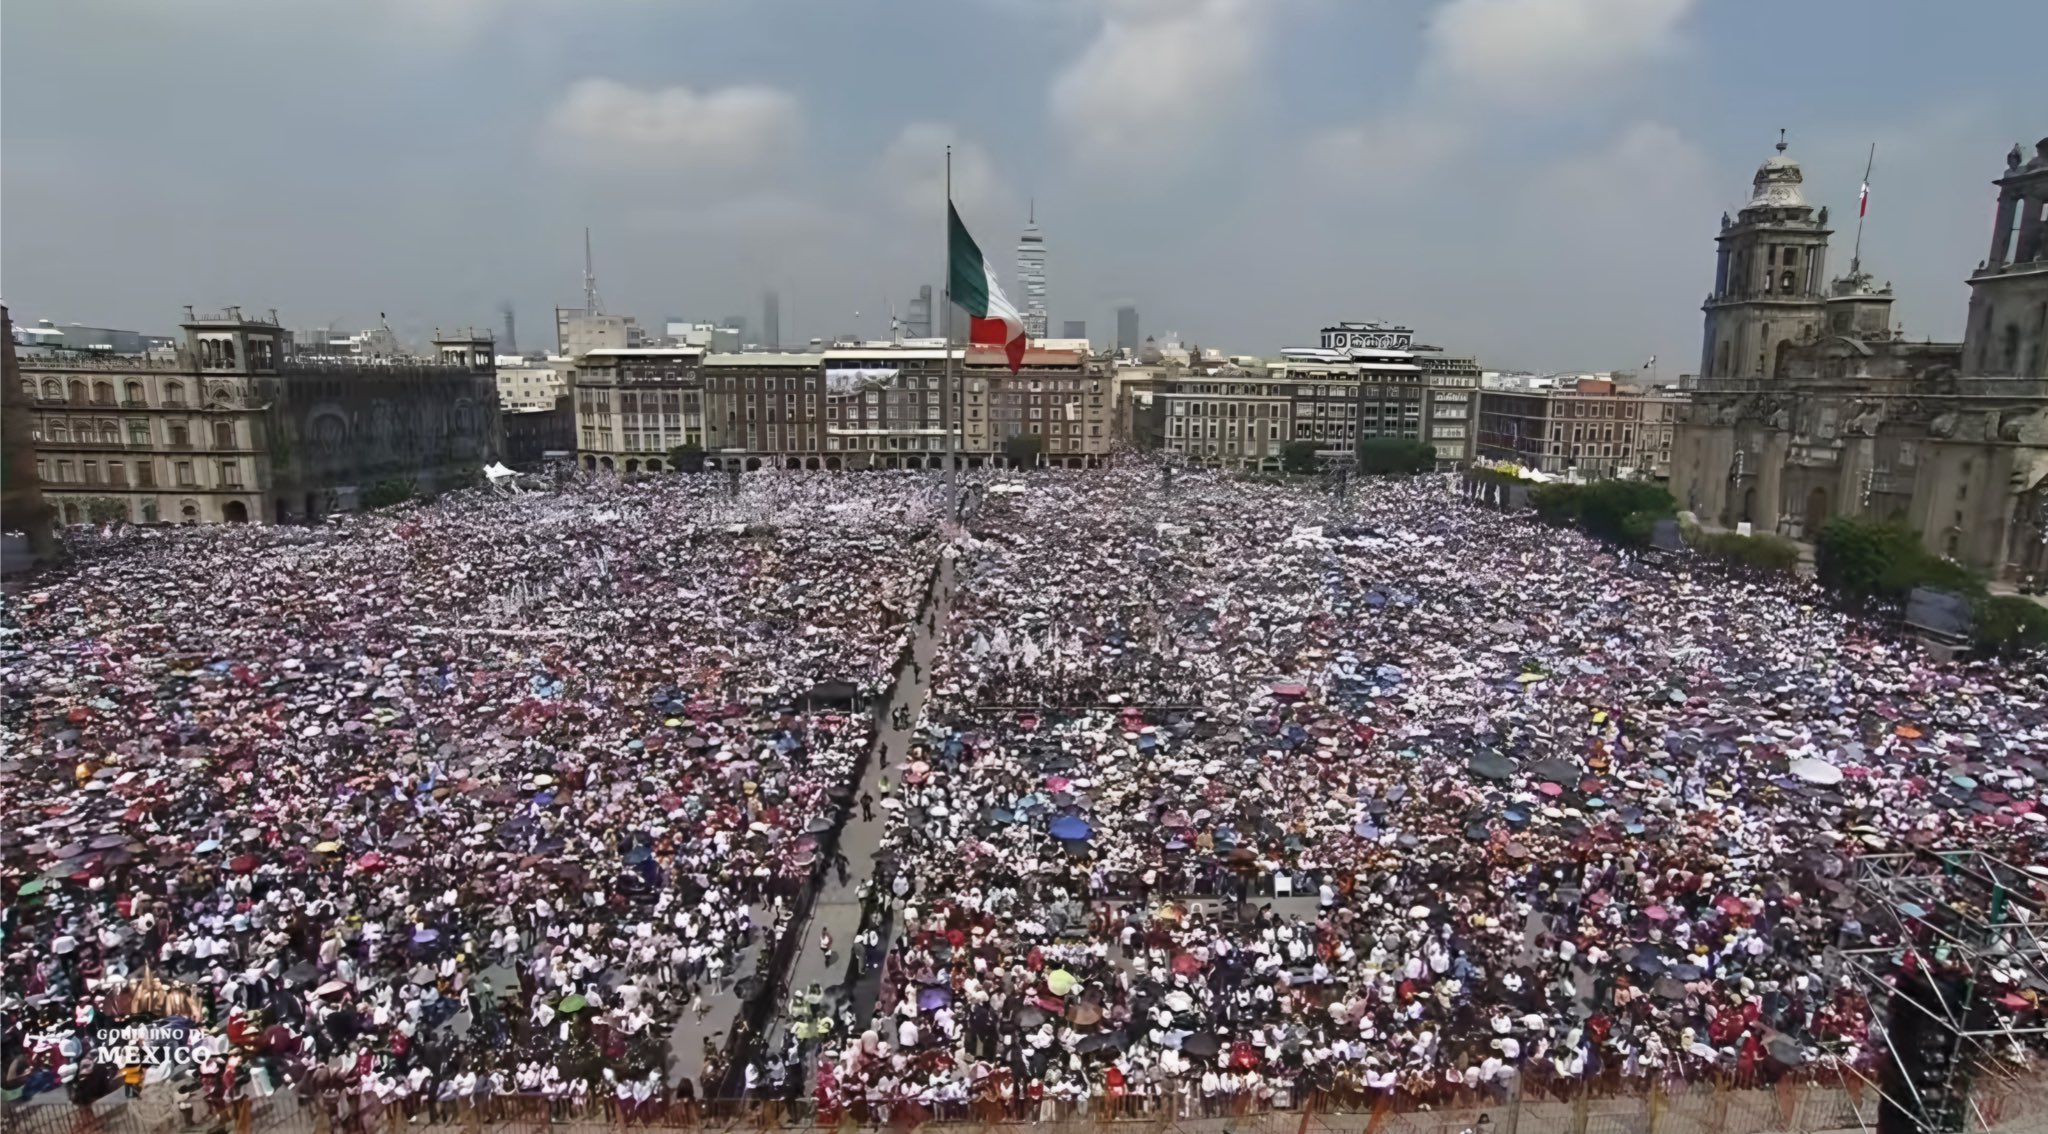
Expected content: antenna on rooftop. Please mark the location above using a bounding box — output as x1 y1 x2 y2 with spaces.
583 227 603 316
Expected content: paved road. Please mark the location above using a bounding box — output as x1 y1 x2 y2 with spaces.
768 552 957 1054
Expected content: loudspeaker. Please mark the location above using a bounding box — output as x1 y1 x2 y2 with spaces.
1877 973 1973 1134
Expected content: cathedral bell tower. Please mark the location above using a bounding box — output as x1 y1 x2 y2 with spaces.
1699 133 1833 381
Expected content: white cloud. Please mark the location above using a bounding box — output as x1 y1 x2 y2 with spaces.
876 123 1013 232
1310 0 1697 188
1305 112 1471 197
540 79 802 175
1048 0 1268 168
1422 0 1695 106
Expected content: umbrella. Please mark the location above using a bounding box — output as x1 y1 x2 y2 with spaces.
1076 1031 1126 1054
917 987 952 1011
1049 817 1093 842
1047 969 1079 996
1789 758 1844 786
1067 1002 1103 1027
1170 954 1202 976
1181 1033 1222 1058
1469 751 1514 781
557 994 588 1013
16 879 46 897
229 853 260 874
1529 758 1577 783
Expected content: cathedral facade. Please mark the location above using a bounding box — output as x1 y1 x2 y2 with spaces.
1670 135 2048 579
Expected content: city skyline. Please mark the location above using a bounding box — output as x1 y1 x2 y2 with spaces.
3 0 2043 372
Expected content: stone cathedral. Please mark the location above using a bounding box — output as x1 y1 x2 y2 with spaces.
1670 133 2048 579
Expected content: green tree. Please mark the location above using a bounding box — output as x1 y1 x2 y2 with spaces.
668 442 708 473
1280 440 1320 476
80 497 129 523
1572 480 1675 544
1355 437 1439 475
360 478 417 510
1691 530 1801 573
1974 595 2048 655
1003 432 1045 469
1813 517 1982 602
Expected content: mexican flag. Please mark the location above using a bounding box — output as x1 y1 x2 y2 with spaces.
948 202 1027 372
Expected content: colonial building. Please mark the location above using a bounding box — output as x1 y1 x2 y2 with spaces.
1671 134 2048 577
1474 378 1684 479
571 347 706 474
20 308 500 525
571 344 1115 472
2 304 56 560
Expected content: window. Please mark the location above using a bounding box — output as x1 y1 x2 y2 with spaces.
220 461 242 487
108 463 127 487
169 424 189 446
100 422 118 444
214 422 235 448
56 460 74 482
165 382 186 407
83 461 100 484
175 461 195 487
93 382 115 405
48 421 69 443
135 462 155 487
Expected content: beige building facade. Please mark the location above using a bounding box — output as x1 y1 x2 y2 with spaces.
1671 134 2048 577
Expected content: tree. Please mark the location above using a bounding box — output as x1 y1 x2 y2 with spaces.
1526 479 1674 546
1003 432 1045 469
1355 437 1438 475
1280 440 1320 476
1814 517 1981 602
668 442 708 473
360 478 416 510
1975 595 2048 655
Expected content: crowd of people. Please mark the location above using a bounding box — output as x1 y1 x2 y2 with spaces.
1 474 941 1120
14 464 2048 1129
814 468 2048 1122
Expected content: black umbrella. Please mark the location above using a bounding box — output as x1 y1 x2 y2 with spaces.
1180 1033 1221 1058
1528 758 1578 783
1469 752 1514 781
1076 1031 1127 1054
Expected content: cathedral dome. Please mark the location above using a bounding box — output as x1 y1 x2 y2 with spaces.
1747 135 1808 208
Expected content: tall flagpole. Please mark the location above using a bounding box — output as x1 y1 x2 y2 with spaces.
943 145 959 521
1850 142 1876 276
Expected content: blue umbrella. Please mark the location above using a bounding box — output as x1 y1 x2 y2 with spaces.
1050 817 1093 841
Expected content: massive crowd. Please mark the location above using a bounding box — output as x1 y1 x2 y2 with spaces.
1 475 938 1120
11 466 2048 1129
822 470 2048 1122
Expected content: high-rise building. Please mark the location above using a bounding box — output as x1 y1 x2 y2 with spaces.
1017 203 1048 340
906 285 934 340
1116 305 1140 354
762 290 781 351
1062 320 1087 342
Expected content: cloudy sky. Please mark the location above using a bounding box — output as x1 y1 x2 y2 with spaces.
4 0 2042 372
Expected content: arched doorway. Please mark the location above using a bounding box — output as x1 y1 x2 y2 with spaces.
786 457 802 470
825 456 842 471
1805 486 1829 536
223 501 249 524
275 499 291 524
644 458 663 473
598 456 615 472
745 457 762 472
805 457 820 471
624 459 641 474
180 501 199 523
582 454 597 472
1740 486 1757 526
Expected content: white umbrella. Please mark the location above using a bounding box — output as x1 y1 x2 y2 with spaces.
1788 758 1844 786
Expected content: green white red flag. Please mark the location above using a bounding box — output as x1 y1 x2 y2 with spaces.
948 202 1027 372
